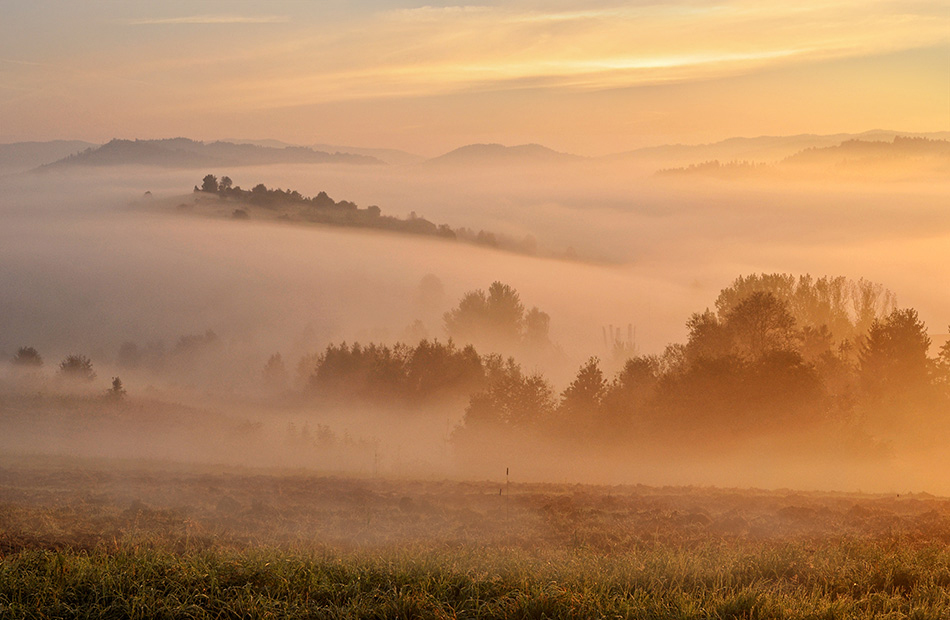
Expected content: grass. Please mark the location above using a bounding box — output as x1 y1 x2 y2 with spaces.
3 459 950 618
3 543 950 618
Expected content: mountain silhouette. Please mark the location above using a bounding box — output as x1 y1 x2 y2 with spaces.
426 143 584 166
39 138 383 170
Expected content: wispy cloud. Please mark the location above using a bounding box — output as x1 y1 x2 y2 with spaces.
126 15 289 26
5 0 945 142
234 0 945 105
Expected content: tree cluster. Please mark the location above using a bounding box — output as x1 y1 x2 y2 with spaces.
291 274 947 455
454 274 949 452
303 339 487 405
194 175 539 255
443 281 553 355
8 348 127 399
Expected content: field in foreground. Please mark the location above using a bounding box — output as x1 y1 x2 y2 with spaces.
2 457 950 619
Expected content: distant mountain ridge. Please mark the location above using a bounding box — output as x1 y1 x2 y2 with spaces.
426 143 585 166
0 140 98 172
610 130 950 167
311 143 425 166
657 136 950 180
783 136 950 165
224 139 425 165
38 138 383 170
8 131 950 173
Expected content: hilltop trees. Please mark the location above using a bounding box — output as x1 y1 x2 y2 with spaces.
200 174 218 193
192 175 544 257
443 281 552 354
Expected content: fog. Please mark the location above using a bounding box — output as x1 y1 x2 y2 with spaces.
1 157 949 494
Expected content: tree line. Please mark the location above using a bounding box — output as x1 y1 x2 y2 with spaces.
194 175 540 255
8 273 949 458
289 274 950 455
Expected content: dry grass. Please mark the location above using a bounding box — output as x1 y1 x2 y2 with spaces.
3 456 950 618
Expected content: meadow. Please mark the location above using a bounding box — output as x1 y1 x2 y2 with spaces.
3 457 950 619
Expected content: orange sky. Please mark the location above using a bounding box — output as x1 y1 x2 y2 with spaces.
1 1 947 154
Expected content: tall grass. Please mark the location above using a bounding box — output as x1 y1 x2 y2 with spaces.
2 541 949 619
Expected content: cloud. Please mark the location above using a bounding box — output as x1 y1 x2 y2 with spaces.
126 15 289 26
241 0 942 105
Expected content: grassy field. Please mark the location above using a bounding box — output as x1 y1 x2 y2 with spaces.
2 457 950 618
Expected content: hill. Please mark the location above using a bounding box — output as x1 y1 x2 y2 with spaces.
39 138 383 170
311 143 425 166
426 143 584 166
160 174 545 258
783 135 950 166
0 140 98 172
657 136 950 181
612 130 950 168
223 139 424 165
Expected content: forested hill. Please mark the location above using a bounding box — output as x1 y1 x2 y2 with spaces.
172 174 544 257
656 136 950 180
39 138 382 169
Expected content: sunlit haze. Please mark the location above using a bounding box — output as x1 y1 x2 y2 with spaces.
2 0 950 524
2 0 947 153
6 3 950 615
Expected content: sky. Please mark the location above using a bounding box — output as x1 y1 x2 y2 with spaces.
1 0 947 155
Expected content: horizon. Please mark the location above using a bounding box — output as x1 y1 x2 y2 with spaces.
2 1 947 155
4 128 950 160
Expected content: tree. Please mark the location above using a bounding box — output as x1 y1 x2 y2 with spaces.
937 329 950 388
713 273 895 342
484 282 524 342
107 376 127 399
219 176 233 192
853 279 897 336
859 308 931 399
715 273 797 319
405 340 484 401
12 346 43 367
413 273 445 317
200 174 218 193
443 281 527 351
59 354 96 382
460 359 555 430
558 357 608 440
262 352 288 390
523 307 551 349
560 357 607 418
684 309 731 362
444 289 488 343
602 355 660 429
723 291 797 359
